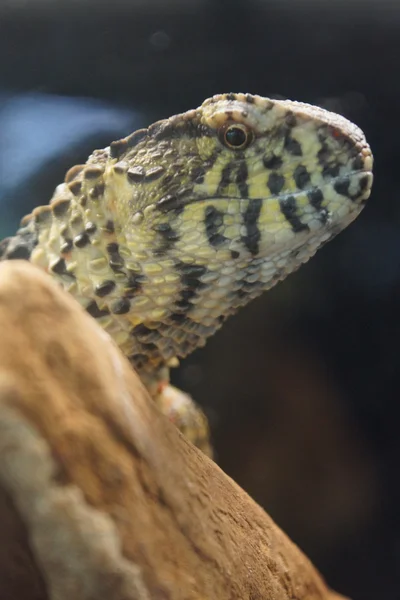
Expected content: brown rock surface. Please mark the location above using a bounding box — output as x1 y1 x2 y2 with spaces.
0 260 348 600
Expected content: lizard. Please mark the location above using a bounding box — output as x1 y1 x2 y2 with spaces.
0 92 373 456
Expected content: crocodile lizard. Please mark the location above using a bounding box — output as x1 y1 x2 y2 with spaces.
0 93 373 454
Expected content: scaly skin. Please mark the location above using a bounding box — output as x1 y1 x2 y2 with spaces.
0 93 373 453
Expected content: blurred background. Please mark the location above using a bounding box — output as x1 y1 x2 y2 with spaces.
0 0 399 597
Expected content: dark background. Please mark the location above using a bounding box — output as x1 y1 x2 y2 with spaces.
1 1 399 597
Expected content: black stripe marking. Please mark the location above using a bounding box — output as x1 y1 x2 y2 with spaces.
161 173 174 189
169 313 186 324
308 188 323 210
131 353 150 369
284 134 302 156
104 220 115 233
359 174 370 192
307 188 328 224
322 163 340 178
107 243 119 253
156 194 183 212
50 258 67 275
263 154 283 170
60 239 73 254
175 262 207 278
217 162 235 194
285 112 297 127
293 165 311 189
352 156 364 170
267 173 285 195
317 142 330 166
107 243 125 272
86 301 110 318
95 280 116 297
203 151 219 171
111 298 131 315
334 177 351 197
73 232 90 248
175 291 196 311
204 205 227 247
177 185 194 199
125 271 144 298
190 165 206 184
175 263 207 312
348 173 371 202
131 323 156 340
153 222 180 254
85 222 97 234
50 258 74 277
241 198 262 255
236 161 249 198
279 196 309 233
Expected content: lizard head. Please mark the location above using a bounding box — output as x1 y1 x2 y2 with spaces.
108 92 372 267
94 93 373 365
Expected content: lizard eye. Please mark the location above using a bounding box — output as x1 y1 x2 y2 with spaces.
221 124 252 150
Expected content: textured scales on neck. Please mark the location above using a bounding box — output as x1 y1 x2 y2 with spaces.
0 92 373 378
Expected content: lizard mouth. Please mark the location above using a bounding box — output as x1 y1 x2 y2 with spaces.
155 168 373 217
151 166 373 262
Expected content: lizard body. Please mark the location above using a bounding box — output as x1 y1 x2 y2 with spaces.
0 93 373 451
